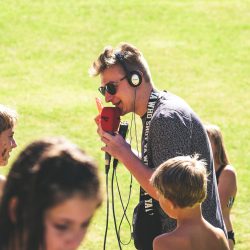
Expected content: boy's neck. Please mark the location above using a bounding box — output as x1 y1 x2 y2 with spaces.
176 203 204 227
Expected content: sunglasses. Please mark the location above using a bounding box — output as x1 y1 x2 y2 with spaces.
98 76 126 96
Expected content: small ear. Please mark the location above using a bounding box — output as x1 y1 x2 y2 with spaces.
168 199 176 210
9 197 18 223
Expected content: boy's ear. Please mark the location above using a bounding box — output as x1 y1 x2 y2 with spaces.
168 199 176 210
9 197 18 223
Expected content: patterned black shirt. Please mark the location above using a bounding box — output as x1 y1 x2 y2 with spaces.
141 90 226 234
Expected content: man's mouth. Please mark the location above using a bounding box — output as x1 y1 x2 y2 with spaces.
114 101 121 107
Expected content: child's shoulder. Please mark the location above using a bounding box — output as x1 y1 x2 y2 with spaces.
205 220 225 237
205 223 229 250
153 231 187 250
221 165 237 178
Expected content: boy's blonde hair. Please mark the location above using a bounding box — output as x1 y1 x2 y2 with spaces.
150 155 208 208
0 104 17 133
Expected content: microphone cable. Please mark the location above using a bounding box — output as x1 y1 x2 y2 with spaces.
131 88 140 156
103 165 110 250
111 165 123 250
109 87 141 248
111 122 131 248
116 169 133 245
111 121 135 247
110 159 133 247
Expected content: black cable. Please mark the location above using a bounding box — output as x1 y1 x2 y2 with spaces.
104 87 139 249
109 121 132 246
129 88 140 157
115 171 133 245
133 88 140 156
103 172 109 250
111 166 122 250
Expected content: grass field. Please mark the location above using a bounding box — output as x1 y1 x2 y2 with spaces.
0 1 249 249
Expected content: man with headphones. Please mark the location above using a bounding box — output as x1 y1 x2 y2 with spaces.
90 43 226 250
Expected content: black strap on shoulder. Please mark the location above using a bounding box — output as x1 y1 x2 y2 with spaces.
216 165 225 183
140 89 160 215
228 230 235 245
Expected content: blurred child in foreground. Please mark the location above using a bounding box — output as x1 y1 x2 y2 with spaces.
0 137 102 250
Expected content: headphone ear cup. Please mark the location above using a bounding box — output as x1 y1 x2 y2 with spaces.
129 71 142 87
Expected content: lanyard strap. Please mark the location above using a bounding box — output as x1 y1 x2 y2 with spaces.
140 89 159 215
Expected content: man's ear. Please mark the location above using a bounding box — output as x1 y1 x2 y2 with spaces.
9 197 18 223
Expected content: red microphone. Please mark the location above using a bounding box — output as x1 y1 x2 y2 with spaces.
100 107 121 173
101 107 121 133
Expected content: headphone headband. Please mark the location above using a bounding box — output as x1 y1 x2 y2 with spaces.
115 52 142 87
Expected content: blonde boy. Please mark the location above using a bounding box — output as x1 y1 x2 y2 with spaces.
150 155 229 250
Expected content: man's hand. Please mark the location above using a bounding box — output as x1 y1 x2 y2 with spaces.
100 131 131 162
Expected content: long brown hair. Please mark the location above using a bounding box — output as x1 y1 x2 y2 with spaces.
205 124 230 169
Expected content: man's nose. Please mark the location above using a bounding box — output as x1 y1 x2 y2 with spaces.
105 92 113 103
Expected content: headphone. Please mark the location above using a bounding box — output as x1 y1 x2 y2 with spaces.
115 52 142 87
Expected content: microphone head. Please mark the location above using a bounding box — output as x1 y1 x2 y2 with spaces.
100 107 121 132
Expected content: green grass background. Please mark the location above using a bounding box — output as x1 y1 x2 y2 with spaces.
0 0 249 249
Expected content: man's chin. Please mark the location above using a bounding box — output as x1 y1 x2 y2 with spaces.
120 110 127 116
114 104 127 116
115 106 124 115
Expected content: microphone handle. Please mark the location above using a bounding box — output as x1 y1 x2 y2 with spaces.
105 130 116 174
118 121 129 139
105 152 111 174
113 122 129 168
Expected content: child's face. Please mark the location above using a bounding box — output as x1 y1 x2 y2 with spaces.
44 195 98 250
0 128 17 166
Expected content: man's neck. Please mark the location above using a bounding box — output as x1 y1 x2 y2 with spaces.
135 83 155 117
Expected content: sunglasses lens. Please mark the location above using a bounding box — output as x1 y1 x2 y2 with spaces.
98 87 106 96
98 83 116 96
106 83 116 95
98 81 118 96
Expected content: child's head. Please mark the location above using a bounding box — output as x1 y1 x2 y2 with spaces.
0 137 102 250
205 124 229 167
150 155 208 210
0 104 17 133
0 104 18 166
